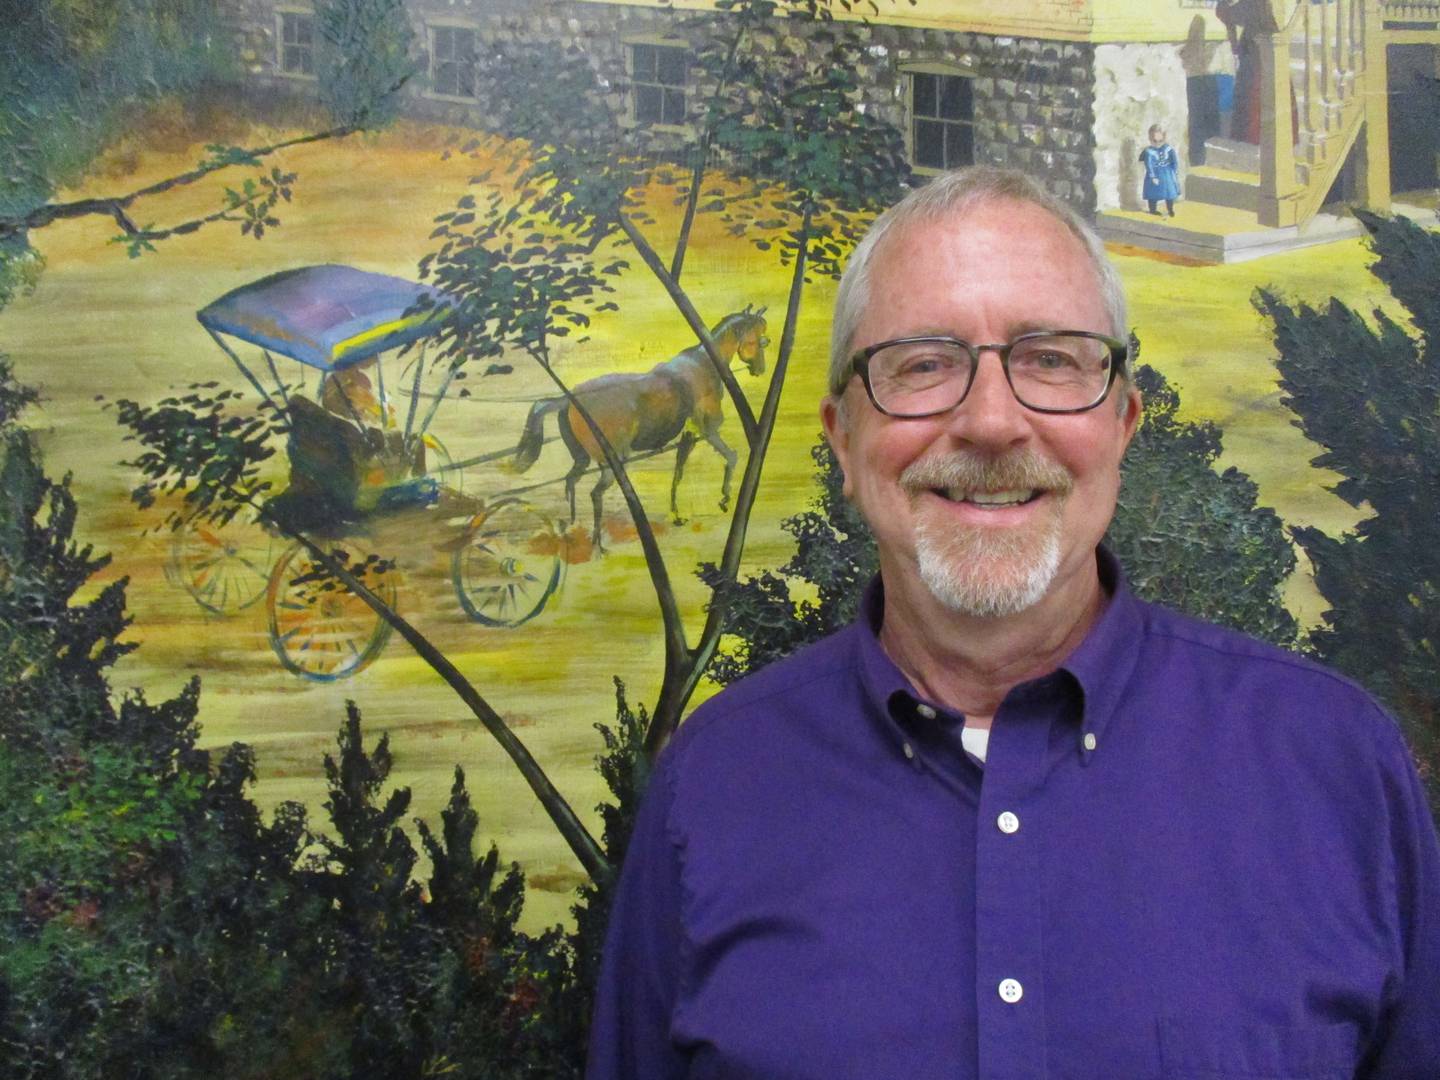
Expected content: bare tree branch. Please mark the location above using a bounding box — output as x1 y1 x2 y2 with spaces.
255 499 609 879
532 357 693 680
670 23 749 284
647 205 814 754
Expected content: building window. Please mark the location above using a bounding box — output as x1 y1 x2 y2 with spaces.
431 26 477 99
279 12 316 77
911 72 974 170
630 43 687 125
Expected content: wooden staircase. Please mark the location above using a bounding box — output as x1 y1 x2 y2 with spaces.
1185 0 1374 230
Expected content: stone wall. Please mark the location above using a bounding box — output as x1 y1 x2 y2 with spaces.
852 26 1097 213
225 0 1103 215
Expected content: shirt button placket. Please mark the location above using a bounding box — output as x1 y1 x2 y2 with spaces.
975 718 1048 1078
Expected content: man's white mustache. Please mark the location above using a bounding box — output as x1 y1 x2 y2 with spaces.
899 450 1074 497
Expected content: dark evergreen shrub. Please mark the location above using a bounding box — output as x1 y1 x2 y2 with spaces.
1256 210 1440 813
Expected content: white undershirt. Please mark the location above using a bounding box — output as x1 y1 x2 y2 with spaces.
960 725 990 764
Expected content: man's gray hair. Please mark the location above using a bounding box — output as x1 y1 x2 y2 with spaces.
828 166 1130 399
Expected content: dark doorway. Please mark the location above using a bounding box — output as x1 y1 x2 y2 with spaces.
1388 44 1439 195
1187 73 1233 166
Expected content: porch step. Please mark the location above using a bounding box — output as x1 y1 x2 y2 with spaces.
1202 138 1261 173
1187 165 1261 212
1096 204 1363 264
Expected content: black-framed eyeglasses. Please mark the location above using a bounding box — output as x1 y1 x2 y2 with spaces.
849 331 1128 417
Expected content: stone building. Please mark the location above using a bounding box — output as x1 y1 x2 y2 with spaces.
228 0 1439 259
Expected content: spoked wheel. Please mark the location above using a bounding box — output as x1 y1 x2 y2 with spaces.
420 434 462 495
171 515 279 615
266 540 399 681
451 499 562 627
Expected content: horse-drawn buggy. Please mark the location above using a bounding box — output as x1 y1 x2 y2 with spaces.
174 264 562 680
171 263 769 682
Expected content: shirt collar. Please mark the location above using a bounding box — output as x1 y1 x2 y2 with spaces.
850 546 1144 757
853 576 932 760
1057 546 1144 752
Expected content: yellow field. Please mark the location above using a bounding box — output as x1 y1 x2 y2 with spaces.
2 118 1399 929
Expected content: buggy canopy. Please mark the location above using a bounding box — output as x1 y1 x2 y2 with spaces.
197 264 453 372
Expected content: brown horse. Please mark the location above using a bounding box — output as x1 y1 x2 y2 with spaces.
512 307 769 547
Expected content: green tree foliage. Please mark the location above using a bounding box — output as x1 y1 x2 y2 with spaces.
0 0 230 221
1 0 230 281
2 362 609 1075
703 437 875 684
553 678 653 1066
313 0 416 129
0 0 412 268
1255 211 1440 809
708 363 1297 685
1108 363 1298 648
0 354 241 1074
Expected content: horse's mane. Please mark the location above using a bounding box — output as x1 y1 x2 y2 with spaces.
709 307 765 339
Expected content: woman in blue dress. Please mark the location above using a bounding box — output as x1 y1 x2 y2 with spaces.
1140 124 1180 216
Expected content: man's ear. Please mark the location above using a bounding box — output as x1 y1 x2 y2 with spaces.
1119 384 1142 452
820 394 854 499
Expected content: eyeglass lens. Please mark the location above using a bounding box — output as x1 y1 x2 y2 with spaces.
866 335 1112 414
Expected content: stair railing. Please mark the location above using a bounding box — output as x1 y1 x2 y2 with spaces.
1259 0 1370 227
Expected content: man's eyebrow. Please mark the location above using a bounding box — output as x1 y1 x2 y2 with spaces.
1006 320 1068 338
878 322 1073 343
904 324 1065 339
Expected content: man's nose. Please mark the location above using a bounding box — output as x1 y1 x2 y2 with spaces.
943 347 1032 447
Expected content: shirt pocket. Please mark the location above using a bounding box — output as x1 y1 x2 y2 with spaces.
1158 1017 1360 1080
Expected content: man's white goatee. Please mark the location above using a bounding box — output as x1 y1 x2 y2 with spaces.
900 450 1072 617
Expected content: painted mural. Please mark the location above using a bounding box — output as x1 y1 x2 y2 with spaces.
2 0 1437 1073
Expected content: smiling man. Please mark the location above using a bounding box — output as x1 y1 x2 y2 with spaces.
587 167 1440 1079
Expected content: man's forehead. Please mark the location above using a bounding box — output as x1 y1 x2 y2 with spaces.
861 203 1106 322
874 196 1083 261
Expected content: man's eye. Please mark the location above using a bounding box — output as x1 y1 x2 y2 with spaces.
896 353 958 377
1034 351 1077 369
1016 348 1081 372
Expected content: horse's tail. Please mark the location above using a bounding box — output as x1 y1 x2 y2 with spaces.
513 396 564 473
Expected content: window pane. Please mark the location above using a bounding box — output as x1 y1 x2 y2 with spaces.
945 122 974 167
431 28 475 96
454 29 476 64
296 15 311 46
656 46 687 87
632 44 657 81
913 72 937 119
635 84 662 124
939 75 972 121
915 118 945 168
663 87 686 124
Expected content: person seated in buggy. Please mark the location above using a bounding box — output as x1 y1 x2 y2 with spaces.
196 264 454 533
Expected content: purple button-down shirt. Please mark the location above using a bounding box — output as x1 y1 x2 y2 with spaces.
588 551 1440 1079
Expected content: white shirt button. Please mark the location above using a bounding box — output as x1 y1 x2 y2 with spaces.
997 811 1020 835
1083 732 1098 751
915 703 937 720
998 978 1024 1003
902 742 915 760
